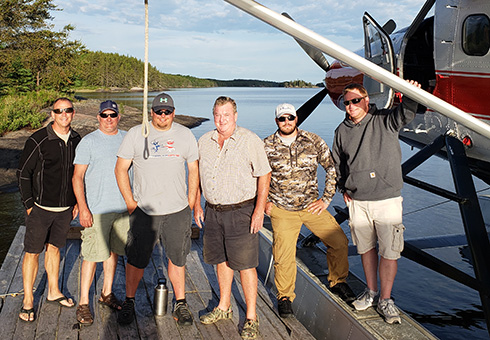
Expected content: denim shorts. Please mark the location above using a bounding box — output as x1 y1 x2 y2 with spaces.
203 203 258 271
126 206 191 269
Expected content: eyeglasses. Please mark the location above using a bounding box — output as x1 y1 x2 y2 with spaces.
99 112 118 118
343 97 366 106
154 109 173 116
52 107 74 114
277 115 296 122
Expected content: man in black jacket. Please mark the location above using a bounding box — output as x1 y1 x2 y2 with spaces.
17 97 81 322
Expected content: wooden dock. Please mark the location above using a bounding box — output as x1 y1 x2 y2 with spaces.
0 226 315 340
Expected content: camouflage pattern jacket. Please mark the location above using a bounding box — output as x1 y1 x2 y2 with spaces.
264 129 337 211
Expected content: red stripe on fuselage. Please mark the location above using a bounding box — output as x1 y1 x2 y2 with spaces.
433 72 490 119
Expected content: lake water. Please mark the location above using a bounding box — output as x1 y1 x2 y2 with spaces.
3 87 489 339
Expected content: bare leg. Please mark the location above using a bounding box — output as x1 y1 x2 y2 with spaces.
168 259 186 300
240 268 258 320
20 252 39 321
216 262 234 311
45 243 73 306
360 248 379 292
101 252 118 297
79 260 97 305
125 263 144 298
379 257 397 300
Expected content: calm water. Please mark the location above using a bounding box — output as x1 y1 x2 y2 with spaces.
3 87 489 339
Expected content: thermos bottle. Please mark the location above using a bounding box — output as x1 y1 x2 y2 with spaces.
154 278 168 315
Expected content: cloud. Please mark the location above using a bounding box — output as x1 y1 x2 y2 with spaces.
52 0 427 82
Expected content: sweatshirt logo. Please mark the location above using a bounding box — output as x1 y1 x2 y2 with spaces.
370 172 376 178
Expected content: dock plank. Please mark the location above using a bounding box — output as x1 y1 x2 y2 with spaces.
0 227 317 340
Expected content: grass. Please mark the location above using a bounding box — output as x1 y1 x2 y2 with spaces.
0 90 62 135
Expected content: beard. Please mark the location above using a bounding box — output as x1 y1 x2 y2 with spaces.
279 126 297 136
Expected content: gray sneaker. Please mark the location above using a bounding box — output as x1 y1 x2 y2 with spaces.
352 288 377 311
377 298 401 324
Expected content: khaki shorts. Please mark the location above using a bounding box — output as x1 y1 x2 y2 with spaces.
81 212 130 262
347 196 404 260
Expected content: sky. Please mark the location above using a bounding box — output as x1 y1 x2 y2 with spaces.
51 0 427 84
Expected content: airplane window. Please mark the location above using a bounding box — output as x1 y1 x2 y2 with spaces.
462 14 490 56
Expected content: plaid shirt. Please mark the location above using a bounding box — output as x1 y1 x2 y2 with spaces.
198 126 271 205
264 129 337 211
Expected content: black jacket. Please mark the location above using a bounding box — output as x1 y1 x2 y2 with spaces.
17 122 81 209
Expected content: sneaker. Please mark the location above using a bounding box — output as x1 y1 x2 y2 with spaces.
241 317 259 339
352 288 377 311
377 298 401 324
173 301 193 326
277 297 293 318
200 306 233 324
330 282 356 303
117 298 135 325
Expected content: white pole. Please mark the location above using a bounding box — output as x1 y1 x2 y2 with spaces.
224 0 490 139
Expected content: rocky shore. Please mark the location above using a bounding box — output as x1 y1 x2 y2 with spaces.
0 99 208 193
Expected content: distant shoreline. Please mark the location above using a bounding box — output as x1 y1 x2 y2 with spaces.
0 99 208 193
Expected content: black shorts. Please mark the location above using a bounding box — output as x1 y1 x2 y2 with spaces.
126 206 191 269
24 205 74 253
203 203 259 271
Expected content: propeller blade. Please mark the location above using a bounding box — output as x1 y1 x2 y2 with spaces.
282 12 330 72
296 87 329 126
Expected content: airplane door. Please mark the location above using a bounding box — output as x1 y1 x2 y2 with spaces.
363 13 396 108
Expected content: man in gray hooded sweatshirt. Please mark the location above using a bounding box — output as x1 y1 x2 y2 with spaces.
332 81 420 324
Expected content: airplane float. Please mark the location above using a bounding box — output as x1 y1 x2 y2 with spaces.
224 0 490 336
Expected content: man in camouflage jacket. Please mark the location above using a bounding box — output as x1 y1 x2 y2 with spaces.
263 103 353 318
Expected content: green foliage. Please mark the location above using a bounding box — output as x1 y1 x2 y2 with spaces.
0 90 58 134
0 1 83 92
74 51 218 90
283 79 316 88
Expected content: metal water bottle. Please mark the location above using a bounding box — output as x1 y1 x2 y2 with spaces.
154 278 168 316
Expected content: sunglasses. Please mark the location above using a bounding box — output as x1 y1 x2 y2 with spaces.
277 115 296 122
154 109 173 116
343 97 366 106
99 112 118 118
52 107 74 114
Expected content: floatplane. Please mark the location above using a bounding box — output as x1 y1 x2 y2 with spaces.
224 0 490 338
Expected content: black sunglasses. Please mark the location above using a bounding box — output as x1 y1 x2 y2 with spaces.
52 107 74 114
343 97 366 106
154 109 173 116
277 115 296 122
99 112 118 118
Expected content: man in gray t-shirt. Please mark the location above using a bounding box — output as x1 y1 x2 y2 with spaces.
115 92 199 326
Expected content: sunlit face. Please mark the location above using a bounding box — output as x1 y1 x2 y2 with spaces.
276 114 297 136
51 100 75 131
344 89 369 124
151 108 175 131
213 102 237 136
97 109 120 135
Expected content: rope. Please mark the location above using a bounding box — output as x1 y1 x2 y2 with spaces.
0 287 36 298
142 0 150 158
403 186 490 216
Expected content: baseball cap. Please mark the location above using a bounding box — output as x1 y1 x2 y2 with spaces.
152 92 175 112
99 100 119 114
275 103 297 118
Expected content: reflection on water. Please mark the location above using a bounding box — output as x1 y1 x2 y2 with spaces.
0 192 25 265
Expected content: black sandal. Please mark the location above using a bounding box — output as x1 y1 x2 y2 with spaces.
98 292 122 310
19 307 35 322
76 304 93 325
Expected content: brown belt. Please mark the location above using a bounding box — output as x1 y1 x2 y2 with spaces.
206 198 256 212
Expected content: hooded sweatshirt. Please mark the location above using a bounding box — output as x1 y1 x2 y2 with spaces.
332 98 418 201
